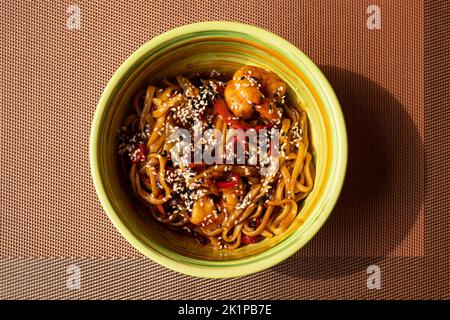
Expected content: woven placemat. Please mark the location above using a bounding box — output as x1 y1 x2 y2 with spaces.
1 0 448 299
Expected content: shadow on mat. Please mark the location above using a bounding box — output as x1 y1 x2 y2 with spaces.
274 66 423 279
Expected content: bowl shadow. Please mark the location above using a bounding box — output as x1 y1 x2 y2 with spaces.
274 66 423 279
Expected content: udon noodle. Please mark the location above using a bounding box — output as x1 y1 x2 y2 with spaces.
118 65 315 249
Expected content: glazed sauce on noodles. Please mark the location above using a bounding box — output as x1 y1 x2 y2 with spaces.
118 66 315 250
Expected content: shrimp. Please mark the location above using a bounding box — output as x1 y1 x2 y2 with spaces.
190 180 244 228
190 195 216 226
224 66 286 122
224 79 262 119
233 65 286 101
191 194 226 230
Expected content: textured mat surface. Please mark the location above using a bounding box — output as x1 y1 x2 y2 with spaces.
1 0 447 299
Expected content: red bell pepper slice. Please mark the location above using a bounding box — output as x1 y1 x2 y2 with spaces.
216 173 240 189
131 143 146 163
251 122 273 131
241 235 258 244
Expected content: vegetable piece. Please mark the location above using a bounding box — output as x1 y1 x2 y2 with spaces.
130 143 146 163
252 122 273 131
241 235 258 244
216 173 240 189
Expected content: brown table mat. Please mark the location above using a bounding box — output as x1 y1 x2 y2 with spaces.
0 0 447 299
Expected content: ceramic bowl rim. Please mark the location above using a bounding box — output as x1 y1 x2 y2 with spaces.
89 21 348 278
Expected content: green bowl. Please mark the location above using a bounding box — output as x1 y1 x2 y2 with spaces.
90 22 347 278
